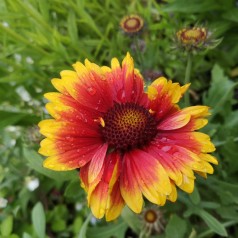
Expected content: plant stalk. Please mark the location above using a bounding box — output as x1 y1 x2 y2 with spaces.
184 53 192 106
134 36 144 70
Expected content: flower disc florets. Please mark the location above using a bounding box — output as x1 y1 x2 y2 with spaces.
101 102 157 151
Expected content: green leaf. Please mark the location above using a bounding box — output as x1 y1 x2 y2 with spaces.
162 0 223 13
203 64 238 118
217 206 238 220
165 214 187 238
197 210 227 237
78 213 92 238
0 111 25 130
67 10 79 45
189 186 201 205
86 219 127 238
8 234 19 238
31 202 46 238
0 110 40 130
221 138 238 174
223 8 238 22
23 233 32 238
121 206 141 234
64 179 82 198
0 215 13 236
38 0 50 21
23 148 78 181
201 202 220 209
73 216 83 234
51 219 66 232
15 0 52 32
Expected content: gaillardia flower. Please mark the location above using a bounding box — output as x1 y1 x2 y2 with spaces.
177 27 207 46
120 14 144 34
176 27 221 52
38 53 218 221
176 27 222 52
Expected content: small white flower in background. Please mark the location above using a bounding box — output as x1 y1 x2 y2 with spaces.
90 216 99 225
16 86 31 102
6 126 17 132
35 87 42 93
25 177 40 191
26 56 34 64
75 202 83 211
0 197 8 208
2 21 9 27
10 139 16 147
14 53 22 63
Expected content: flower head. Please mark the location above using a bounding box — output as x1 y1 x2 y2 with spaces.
141 206 165 235
38 53 218 221
177 27 207 45
120 15 144 35
176 27 221 52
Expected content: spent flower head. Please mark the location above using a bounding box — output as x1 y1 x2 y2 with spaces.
141 206 165 236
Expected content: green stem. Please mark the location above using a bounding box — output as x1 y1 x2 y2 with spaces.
134 36 144 70
184 53 192 106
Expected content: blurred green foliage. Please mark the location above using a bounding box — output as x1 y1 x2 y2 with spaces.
0 0 238 237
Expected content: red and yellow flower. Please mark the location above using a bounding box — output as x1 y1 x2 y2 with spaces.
177 27 207 46
120 14 144 34
38 53 218 221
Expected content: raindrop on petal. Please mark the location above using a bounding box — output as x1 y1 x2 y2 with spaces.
66 136 74 142
117 89 126 101
87 86 96 95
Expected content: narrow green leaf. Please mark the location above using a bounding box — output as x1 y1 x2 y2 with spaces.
189 186 201 205
87 220 127 238
67 10 79 45
24 148 78 181
64 179 82 198
198 210 227 237
121 206 141 234
31 202 46 238
222 8 238 23
73 217 83 234
78 213 92 238
15 0 52 32
203 64 238 119
0 215 13 236
165 214 187 238
23 232 32 238
0 111 25 130
38 0 50 21
162 0 222 13
0 24 48 55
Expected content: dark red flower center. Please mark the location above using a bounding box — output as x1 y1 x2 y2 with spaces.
101 102 157 152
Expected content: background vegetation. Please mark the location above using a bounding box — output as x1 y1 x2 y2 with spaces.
0 0 238 237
